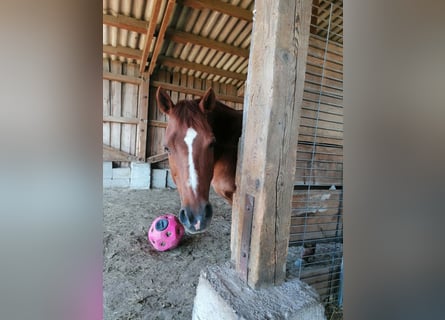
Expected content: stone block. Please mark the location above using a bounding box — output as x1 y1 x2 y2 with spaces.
151 169 167 188
103 162 113 179
130 162 150 180
192 263 326 320
166 169 176 189
110 178 130 188
130 179 150 189
113 167 131 179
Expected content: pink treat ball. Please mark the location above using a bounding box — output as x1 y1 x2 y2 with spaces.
148 214 185 251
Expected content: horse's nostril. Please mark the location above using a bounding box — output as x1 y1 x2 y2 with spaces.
179 209 187 224
204 203 213 219
179 207 195 225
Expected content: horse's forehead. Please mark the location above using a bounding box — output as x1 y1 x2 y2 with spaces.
168 117 211 140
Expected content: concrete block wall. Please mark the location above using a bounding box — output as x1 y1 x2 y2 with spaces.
103 162 150 189
103 162 176 189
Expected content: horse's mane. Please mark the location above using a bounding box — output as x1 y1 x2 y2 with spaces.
170 99 212 131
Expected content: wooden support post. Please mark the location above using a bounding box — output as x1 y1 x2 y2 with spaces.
231 0 312 289
137 73 149 161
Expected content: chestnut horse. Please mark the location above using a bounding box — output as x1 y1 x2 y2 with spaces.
156 87 242 234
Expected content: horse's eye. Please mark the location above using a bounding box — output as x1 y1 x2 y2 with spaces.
209 139 216 149
164 146 170 154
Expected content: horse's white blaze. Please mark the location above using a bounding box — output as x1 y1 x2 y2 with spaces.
184 127 198 195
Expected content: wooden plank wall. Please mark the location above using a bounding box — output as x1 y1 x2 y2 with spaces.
290 34 343 246
103 58 143 164
147 69 243 168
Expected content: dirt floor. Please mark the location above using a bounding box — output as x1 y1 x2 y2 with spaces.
103 187 233 320
103 187 340 319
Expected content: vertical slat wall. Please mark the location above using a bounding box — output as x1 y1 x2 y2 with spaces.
103 58 142 161
290 0 343 305
147 69 243 168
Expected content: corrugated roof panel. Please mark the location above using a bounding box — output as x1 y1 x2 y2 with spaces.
226 20 248 44
192 10 211 34
121 0 131 16
132 0 145 19
103 0 342 89
109 0 119 15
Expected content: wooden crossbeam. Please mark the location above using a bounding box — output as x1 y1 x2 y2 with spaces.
103 71 142 85
103 14 148 34
103 45 142 60
165 29 249 58
146 152 169 163
178 0 253 21
147 120 168 128
103 144 138 162
103 115 140 124
157 56 247 81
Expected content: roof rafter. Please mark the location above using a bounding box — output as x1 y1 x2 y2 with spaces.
148 0 177 75
165 29 249 58
139 0 163 74
103 45 142 60
157 56 247 81
103 14 148 34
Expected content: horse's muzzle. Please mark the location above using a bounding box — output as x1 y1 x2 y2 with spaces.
178 203 213 234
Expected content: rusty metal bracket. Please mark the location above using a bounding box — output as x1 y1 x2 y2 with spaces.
239 193 254 282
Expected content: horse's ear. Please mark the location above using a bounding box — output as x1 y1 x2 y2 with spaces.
156 87 174 115
199 88 216 113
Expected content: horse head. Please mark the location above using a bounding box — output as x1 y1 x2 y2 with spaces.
156 87 217 234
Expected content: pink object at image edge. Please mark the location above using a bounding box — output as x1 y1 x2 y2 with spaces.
148 213 185 251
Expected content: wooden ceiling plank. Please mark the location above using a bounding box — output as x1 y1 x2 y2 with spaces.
103 45 142 60
103 14 148 34
157 56 247 81
165 28 249 58
178 0 253 21
139 0 163 74
148 0 177 75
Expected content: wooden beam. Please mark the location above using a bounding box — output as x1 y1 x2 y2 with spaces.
231 0 312 288
103 71 142 85
103 115 140 124
148 0 176 75
178 0 253 21
148 120 168 128
157 56 247 81
151 80 244 103
103 45 142 60
165 29 249 58
146 152 169 163
103 14 148 34
139 0 163 74
103 144 139 162
137 73 150 161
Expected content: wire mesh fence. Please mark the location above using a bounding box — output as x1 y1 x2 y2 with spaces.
289 0 343 308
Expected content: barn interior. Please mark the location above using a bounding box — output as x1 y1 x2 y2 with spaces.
103 0 343 317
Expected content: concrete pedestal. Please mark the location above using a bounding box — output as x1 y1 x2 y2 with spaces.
192 263 326 320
